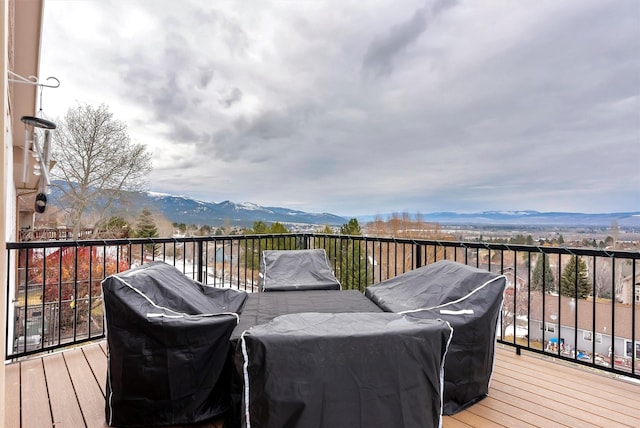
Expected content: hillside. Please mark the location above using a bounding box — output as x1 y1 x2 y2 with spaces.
142 192 349 227
47 185 348 227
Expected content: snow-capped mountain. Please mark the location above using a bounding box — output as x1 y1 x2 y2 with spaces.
47 182 348 227
143 193 348 226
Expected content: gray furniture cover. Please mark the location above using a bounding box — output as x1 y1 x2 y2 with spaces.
237 312 453 428
259 249 341 291
101 261 247 427
365 260 507 415
226 290 384 428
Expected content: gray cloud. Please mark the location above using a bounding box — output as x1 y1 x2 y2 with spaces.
40 0 640 216
218 87 243 108
361 0 457 79
362 5 430 78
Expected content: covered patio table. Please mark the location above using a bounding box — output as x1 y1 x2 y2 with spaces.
226 290 384 427
227 290 451 428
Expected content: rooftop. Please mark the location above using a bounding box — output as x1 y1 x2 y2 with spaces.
5 342 639 427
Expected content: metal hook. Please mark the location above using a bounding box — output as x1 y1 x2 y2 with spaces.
8 71 60 88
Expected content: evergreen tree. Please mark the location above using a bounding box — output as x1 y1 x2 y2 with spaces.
337 219 370 291
319 225 333 234
560 256 591 299
531 254 555 293
135 208 158 256
248 221 269 234
135 208 158 238
340 218 362 235
243 221 293 271
269 222 289 234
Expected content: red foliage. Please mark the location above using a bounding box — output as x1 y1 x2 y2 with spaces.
24 246 130 304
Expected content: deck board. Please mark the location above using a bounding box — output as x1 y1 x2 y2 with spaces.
20 358 52 428
446 410 500 427
500 362 640 424
5 362 21 428
484 387 587 427
4 342 640 428
82 343 107 396
463 403 527 427
441 418 473 428
468 397 555 428
495 365 638 426
42 352 86 427
495 351 639 396
64 347 109 428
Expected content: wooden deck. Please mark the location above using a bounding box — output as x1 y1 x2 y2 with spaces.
4 342 640 427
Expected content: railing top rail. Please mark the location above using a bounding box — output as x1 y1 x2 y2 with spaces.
6 233 640 259
6 233 310 249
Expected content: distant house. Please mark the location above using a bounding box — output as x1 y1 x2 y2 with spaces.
619 273 640 305
526 292 640 360
502 269 527 296
214 243 240 264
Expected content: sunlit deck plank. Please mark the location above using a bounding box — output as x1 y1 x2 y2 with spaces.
496 351 640 414
445 409 501 427
482 387 584 427
491 347 640 427
5 362 21 427
63 347 109 428
82 342 107 396
20 358 52 428
464 399 546 427
42 352 86 427
503 369 636 425
441 417 473 428
494 355 640 422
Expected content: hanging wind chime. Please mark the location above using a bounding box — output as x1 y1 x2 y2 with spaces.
21 115 56 213
9 71 60 214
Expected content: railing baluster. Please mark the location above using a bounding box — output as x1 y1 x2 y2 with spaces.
632 259 637 375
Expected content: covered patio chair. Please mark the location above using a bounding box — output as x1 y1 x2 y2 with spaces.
101 261 247 427
365 260 507 415
259 249 341 291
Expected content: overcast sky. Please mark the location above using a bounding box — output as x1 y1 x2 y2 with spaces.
39 0 639 217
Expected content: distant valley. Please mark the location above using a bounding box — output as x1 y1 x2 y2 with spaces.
358 210 640 229
139 194 640 230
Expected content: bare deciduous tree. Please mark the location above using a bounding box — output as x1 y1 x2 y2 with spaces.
51 103 152 238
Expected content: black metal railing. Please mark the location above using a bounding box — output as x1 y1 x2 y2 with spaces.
5 233 640 380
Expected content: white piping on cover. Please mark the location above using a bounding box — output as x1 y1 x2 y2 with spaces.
240 330 252 428
107 275 240 323
438 320 455 428
398 274 507 314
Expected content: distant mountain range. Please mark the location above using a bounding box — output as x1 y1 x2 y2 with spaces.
357 210 640 228
48 183 639 229
126 195 640 229
140 192 348 227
